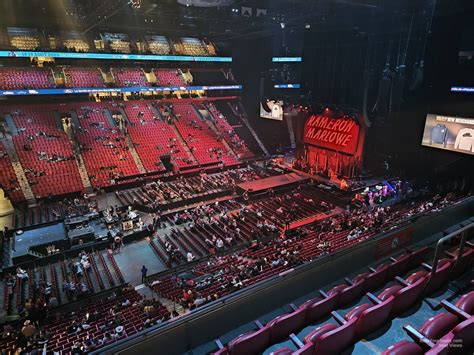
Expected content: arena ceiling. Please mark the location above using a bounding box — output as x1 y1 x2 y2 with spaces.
0 0 471 40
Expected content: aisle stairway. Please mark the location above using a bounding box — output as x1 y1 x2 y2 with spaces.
233 102 269 156
125 136 147 174
1 136 35 203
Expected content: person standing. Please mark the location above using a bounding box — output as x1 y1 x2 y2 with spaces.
141 265 148 284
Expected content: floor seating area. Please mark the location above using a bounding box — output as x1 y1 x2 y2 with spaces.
63 67 105 88
149 193 468 309
116 166 269 209
6 105 84 198
112 68 149 87
173 102 239 165
123 101 194 172
70 103 140 188
0 67 54 90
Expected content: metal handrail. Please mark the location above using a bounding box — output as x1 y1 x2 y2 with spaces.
424 221 473 294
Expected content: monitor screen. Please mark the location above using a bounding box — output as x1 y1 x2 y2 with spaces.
421 113 474 155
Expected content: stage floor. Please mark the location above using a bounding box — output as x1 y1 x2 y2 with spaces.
237 172 306 193
12 222 66 259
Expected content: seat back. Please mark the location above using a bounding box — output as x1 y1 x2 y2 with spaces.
312 317 357 354
269 307 307 343
338 280 366 306
388 254 411 279
455 291 474 315
426 317 474 355
228 326 271 355
391 277 427 316
425 259 453 295
407 247 429 270
450 247 474 278
355 296 395 338
305 294 338 325
365 267 388 292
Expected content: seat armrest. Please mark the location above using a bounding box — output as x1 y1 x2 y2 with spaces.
331 311 346 325
319 289 329 298
368 267 377 273
289 333 304 348
215 339 225 350
421 263 432 271
440 300 471 320
366 292 381 304
395 276 409 286
403 325 435 348
466 241 473 248
344 277 354 286
289 303 298 312
254 320 264 329
444 251 456 259
390 257 397 262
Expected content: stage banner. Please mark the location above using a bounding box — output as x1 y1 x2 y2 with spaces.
304 115 360 155
376 226 414 258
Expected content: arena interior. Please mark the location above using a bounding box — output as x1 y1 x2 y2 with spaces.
0 0 473 354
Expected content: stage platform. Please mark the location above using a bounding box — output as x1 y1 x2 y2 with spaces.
12 223 66 263
237 173 307 194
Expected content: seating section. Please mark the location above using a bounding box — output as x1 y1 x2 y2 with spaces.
212 239 474 355
109 40 131 53
0 142 24 202
7 105 83 198
173 103 239 165
173 37 209 56
64 67 105 88
0 67 54 90
9 34 40 50
124 101 194 172
383 290 474 354
154 69 186 86
112 68 149 87
146 36 171 54
70 103 140 188
206 102 254 159
116 167 268 209
62 38 90 52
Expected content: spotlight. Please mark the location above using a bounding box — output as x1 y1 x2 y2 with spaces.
280 22 285 29
305 24 311 29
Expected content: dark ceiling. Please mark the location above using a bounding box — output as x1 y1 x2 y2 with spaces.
0 0 472 41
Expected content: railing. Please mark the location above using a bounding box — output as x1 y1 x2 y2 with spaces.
423 221 474 295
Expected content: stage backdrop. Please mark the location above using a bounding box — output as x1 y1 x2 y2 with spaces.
301 112 367 178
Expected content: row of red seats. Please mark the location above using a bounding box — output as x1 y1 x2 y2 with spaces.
69 102 140 188
206 102 254 159
0 67 54 89
173 103 239 165
124 101 194 172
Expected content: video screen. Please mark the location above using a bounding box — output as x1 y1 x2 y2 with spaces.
421 114 474 155
260 100 284 121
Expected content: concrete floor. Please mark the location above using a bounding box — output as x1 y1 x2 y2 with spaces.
113 238 167 285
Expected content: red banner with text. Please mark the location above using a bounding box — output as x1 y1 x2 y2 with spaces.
304 114 360 155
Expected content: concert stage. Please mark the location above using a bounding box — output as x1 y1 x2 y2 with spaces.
236 173 307 194
12 223 66 264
